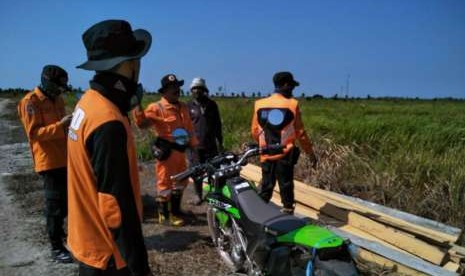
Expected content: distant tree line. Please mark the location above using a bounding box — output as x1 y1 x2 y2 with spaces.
0 88 29 95
1 87 463 101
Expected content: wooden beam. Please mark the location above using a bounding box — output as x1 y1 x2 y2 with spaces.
443 262 460 273
271 193 457 276
447 248 465 265
294 192 447 265
449 244 465 257
271 191 415 255
244 168 447 265
241 164 461 244
270 195 426 275
243 166 446 265
329 227 458 276
354 248 427 276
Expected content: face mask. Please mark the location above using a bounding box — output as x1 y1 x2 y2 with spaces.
130 83 144 109
128 61 143 109
41 81 68 99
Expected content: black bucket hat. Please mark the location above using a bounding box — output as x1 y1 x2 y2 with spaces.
77 20 152 71
158 74 184 93
41 65 68 88
273 71 300 87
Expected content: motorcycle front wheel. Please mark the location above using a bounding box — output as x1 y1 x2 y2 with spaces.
207 206 245 272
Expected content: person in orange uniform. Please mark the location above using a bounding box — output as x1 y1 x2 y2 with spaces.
133 74 198 227
17 65 73 263
68 20 152 275
251 71 317 215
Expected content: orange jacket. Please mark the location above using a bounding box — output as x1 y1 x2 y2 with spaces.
67 89 142 270
133 97 198 147
251 93 313 162
17 87 67 172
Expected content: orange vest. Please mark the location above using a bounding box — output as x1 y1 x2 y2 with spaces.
67 89 142 270
252 93 312 162
133 97 198 146
17 88 67 172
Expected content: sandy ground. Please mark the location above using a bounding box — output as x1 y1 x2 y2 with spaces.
0 98 229 276
0 98 77 275
139 162 229 276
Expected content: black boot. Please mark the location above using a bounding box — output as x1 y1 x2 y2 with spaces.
192 179 203 205
171 190 183 216
169 191 184 226
51 247 73 263
157 200 170 225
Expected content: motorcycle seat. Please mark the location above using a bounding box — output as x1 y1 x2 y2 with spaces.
237 189 306 235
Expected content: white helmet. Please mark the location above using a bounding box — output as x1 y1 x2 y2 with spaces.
190 77 209 92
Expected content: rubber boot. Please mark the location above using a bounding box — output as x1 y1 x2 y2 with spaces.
193 178 203 205
157 200 170 226
170 190 184 226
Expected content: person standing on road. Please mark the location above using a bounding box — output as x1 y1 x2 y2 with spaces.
68 20 152 275
17 65 73 263
133 74 198 227
251 71 317 215
187 77 223 205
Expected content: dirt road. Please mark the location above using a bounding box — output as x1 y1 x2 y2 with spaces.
0 97 229 276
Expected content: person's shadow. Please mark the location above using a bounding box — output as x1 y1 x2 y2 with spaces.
145 230 213 253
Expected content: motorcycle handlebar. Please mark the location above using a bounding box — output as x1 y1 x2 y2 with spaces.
170 144 284 181
261 144 284 155
171 166 199 182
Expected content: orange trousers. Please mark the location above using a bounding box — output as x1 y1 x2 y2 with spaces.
155 150 188 199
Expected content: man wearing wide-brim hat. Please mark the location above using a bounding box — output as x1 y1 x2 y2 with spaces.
133 74 198 227
68 19 152 275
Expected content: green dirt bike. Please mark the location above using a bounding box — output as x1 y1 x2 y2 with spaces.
172 143 359 275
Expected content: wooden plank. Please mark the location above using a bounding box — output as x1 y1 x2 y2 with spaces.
329 227 459 276
271 191 416 255
243 164 461 243
272 193 456 276
241 164 461 243
335 193 462 241
270 195 425 275
245 168 447 265
443 262 460 273
354 248 427 276
450 244 465 257
294 192 447 265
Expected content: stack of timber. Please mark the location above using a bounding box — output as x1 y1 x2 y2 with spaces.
240 164 465 276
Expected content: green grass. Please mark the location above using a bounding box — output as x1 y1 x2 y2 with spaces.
168 96 465 229
297 99 465 228
65 92 465 229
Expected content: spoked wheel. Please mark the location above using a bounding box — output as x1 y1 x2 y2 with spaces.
207 206 245 272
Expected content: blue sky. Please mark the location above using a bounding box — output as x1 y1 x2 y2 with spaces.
0 0 464 98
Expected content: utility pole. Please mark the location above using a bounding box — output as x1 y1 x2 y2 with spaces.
346 74 351 98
